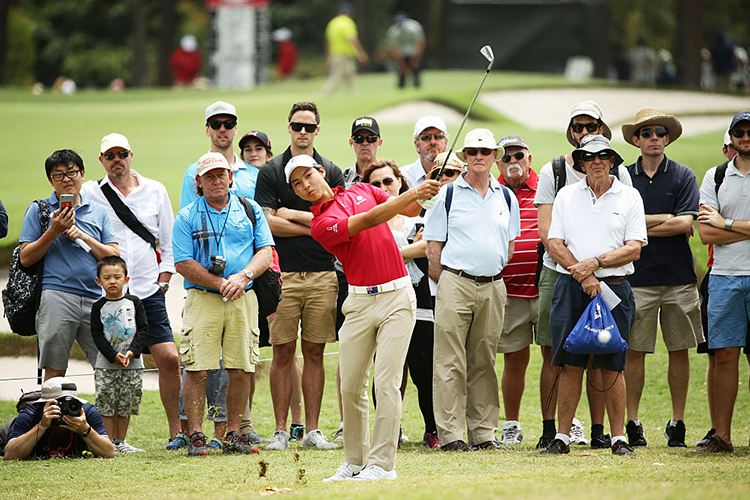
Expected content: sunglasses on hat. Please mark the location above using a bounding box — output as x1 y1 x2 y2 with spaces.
352 135 379 144
208 119 237 130
103 151 130 160
290 122 318 133
571 122 600 133
581 151 613 162
640 127 668 139
500 151 526 163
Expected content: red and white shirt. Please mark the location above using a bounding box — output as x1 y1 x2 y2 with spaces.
498 169 540 299
310 184 407 287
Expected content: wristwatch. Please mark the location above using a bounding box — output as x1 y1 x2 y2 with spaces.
725 219 735 231
80 425 92 438
158 282 170 293
243 269 254 281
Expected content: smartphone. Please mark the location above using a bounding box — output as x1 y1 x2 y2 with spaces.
60 194 74 210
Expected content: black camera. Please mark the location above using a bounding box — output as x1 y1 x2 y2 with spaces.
208 255 226 275
51 395 83 425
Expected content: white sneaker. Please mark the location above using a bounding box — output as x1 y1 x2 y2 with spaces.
265 430 290 451
302 429 339 449
399 427 409 443
116 440 145 453
322 462 363 482
570 418 589 445
499 421 524 445
331 427 344 443
351 464 398 481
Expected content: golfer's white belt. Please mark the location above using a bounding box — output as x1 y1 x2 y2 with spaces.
348 275 411 295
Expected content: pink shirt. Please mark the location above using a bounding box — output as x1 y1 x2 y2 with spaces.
310 184 408 286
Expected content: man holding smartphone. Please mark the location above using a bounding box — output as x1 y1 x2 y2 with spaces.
19 150 119 381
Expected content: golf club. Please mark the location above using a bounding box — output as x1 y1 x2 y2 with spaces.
420 45 495 216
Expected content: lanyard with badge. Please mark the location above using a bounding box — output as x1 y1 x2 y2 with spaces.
202 198 230 275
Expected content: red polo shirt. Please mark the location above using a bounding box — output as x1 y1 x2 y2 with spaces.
310 183 408 286
498 168 540 299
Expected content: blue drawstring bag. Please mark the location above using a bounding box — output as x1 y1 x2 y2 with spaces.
564 293 628 355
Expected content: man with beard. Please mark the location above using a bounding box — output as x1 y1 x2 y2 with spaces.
401 116 449 189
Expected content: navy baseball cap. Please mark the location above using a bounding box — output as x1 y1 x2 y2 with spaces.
239 131 272 152
729 111 750 131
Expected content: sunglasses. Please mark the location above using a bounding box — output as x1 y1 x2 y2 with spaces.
352 135 379 144
731 128 750 138
464 148 494 157
571 122 600 133
640 127 668 139
500 151 526 163
370 177 396 188
419 133 446 142
581 151 613 162
441 168 461 177
208 119 237 130
102 150 130 161
290 122 318 133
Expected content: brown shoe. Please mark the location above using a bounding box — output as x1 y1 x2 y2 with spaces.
540 438 570 454
611 440 636 456
696 434 734 453
441 439 472 452
471 440 501 451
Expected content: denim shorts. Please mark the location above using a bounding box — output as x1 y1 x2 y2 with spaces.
707 274 750 349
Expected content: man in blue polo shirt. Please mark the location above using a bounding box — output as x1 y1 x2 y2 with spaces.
19 149 119 381
621 109 703 449
173 152 274 457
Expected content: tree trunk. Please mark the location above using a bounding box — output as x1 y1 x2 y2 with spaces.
157 0 176 87
0 0 10 84
130 0 148 87
675 0 702 87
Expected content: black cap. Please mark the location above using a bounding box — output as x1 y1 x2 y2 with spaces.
239 131 272 152
351 116 380 137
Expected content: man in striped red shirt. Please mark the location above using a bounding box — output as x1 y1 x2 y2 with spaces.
495 135 540 445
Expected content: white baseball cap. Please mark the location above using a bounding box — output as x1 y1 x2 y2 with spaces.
413 115 448 140
205 101 237 122
455 128 502 161
100 133 131 154
196 152 230 176
284 154 320 183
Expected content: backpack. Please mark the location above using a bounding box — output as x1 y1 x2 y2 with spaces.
713 160 730 211
2 200 51 336
552 154 619 195
237 196 283 317
0 389 42 456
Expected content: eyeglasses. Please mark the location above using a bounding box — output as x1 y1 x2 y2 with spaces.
581 151 613 162
370 177 396 188
571 122 600 134
464 148 494 157
419 133 446 142
352 135 379 144
50 169 81 181
208 119 237 130
640 127 668 139
102 150 130 161
731 128 750 138
500 151 526 163
290 122 318 133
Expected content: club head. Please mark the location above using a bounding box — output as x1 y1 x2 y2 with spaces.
480 45 495 64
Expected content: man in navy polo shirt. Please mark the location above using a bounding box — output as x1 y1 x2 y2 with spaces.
621 109 703 449
286 154 439 481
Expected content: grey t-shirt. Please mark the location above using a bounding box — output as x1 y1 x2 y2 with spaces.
699 160 750 275
534 156 633 270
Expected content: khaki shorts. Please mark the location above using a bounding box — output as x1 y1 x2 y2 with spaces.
630 284 705 352
269 271 337 345
535 266 560 347
180 289 260 372
498 296 537 353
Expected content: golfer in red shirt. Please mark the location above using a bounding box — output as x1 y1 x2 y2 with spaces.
285 155 439 481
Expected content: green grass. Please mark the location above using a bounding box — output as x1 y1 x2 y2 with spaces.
1 342 749 499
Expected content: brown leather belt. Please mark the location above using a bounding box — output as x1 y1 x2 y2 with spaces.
443 266 503 283
599 276 627 286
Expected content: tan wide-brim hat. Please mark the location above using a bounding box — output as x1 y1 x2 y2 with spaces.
621 108 683 146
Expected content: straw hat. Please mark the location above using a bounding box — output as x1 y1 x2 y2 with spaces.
621 108 682 146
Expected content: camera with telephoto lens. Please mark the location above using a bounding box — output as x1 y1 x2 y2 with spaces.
208 255 226 275
51 395 83 425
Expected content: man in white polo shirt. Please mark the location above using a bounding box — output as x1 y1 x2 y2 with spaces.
425 128 521 452
542 135 647 457
401 115 449 189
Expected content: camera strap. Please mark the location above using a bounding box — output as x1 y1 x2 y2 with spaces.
203 197 231 250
